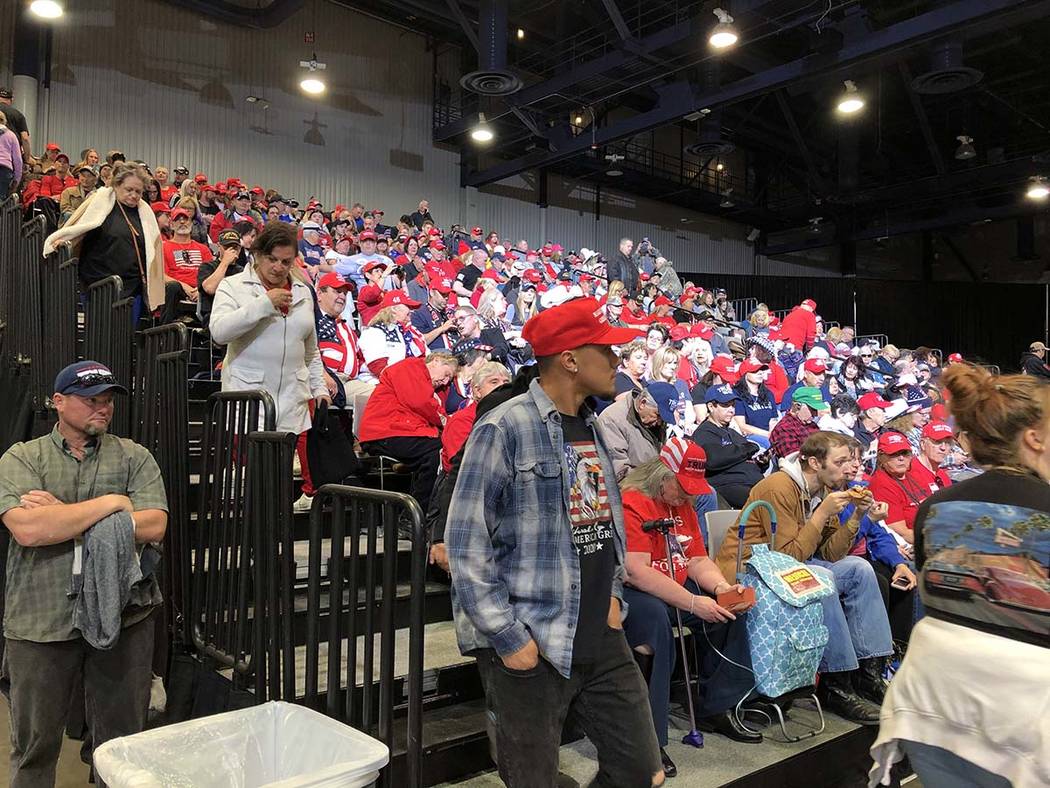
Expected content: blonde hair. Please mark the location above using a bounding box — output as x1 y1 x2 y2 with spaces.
825 327 843 344
944 364 1050 467
427 351 460 369
650 347 681 383
607 280 626 300
621 457 680 500
619 338 649 366
750 309 769 328
471 361 511 389
368 307 399 327
885 412 914 434
476 282 503 319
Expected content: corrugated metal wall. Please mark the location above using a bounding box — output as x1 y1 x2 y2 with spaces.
35 0 821 277
0 2 16 88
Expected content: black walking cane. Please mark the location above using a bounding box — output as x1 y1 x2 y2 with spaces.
641 518 704 749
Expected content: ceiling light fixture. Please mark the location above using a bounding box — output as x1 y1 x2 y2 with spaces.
516 28 525 40
709 8 738 49
720 188 735 208
470 113 494 142
716 162 725 172
955 135 976 160
29 0 64 19
836 80 864 114
606 153 624 176
1026 176 1049 201
299 54 327 95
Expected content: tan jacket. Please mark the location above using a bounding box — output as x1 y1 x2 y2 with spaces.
596 393 664 481
715 460 860 578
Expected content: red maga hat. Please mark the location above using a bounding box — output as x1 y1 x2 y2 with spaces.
521 297 640 356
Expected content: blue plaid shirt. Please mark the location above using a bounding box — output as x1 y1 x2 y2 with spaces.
446 378 627 678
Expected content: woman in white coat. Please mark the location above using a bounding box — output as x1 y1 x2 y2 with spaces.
209 222 331 489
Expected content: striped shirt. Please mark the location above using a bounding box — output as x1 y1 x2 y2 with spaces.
446 378 627 678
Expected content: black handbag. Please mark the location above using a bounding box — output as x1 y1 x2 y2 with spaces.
306 401 361 488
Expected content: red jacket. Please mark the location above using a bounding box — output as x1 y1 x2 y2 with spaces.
440 400 477 472
358 357 444 442
39 172 76 199
208 208 262 243
766 360 790 403
779 307 817 352
868 467 929 531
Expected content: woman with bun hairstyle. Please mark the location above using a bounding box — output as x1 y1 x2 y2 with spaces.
869 364 1050 788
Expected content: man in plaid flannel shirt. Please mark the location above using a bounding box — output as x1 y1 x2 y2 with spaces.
447 298 665 787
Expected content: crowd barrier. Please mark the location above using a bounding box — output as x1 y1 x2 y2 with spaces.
729 297 757 320
857 333 889 349
190 390 276 668
84 275 135 435
301 484 426 788
0 196 20 351
39 247 79 392
13 216 46 399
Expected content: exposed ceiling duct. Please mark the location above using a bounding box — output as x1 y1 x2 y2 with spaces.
460 0 522 96
163 0 304 28
684 63 734 157
910 39 984 94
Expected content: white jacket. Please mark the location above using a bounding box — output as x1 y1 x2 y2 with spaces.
209 265 326 433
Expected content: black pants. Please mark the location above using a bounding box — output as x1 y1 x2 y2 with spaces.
0 166 13 198
362 436 441 513
160 280 191 324
5 613 155 788
475 626 662 788
871 559 916 643
715 483 754 509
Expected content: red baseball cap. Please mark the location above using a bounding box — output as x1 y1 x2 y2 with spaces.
45 142 61 152
640 272 651 281
317 272 350 290
471 226 483 235
922 422 954 442
432 279 453 295
878 432 911 454
737 359 769 375
541 244 553 255
801 298 817 309
359 230 377 241
947 352 963 363
690 324 715 340
194 173 208 184
430 240 446 251
150 201 170 215
654 295 672 308
659 437 712 495
428 227 441 237
858 392 893 411
250 186 264 195
803 359 828 375
480 269 503 282
709 356 738 384
669 324 691 342
379 290 421 309
170 207 191 221
521 297 640 357
522 269 542 283
361 260 388 275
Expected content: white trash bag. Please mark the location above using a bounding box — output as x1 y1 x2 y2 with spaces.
94 701 389 788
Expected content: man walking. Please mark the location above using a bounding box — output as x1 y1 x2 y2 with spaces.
447 298 664 788
0 361 168 786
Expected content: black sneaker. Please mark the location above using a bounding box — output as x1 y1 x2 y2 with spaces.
660 747 677 778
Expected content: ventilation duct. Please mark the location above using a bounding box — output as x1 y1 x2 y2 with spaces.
684 63 734 156
911 39 983 95
460 0 522 96
164 0 304 28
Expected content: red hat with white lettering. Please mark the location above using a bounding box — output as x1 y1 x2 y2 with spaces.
521 297 640 356
947 352 963 363
317 273 350 290
803 358 828 375
709 355 738 384
379 289 421 309
801 298 817 309
858 392 893 411
878 431 911 454
922 422 954 442
659 437 712 495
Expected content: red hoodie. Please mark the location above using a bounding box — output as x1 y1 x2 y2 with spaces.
358 357 444 442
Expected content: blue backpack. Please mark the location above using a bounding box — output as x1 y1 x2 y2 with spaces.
732 502 834 699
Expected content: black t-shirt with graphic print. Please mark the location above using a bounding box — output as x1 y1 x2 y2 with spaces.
561 413 616 663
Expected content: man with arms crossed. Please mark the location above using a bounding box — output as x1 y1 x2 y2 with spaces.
0 361 167 786
447 298 663 787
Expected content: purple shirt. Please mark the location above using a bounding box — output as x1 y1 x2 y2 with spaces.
0 127 22 185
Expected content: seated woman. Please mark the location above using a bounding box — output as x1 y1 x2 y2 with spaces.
732 360 778 445
444 339 492 413
621 440 760 780
358 352 459 514
867 431 929 545
358 290 428 378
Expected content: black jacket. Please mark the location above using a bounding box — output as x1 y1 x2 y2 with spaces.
691 420 764 490
607 251 639 296
1019 352 1050 379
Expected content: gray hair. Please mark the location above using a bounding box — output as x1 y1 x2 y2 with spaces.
110 161 150 190
471 361 511 389
621 457 677 500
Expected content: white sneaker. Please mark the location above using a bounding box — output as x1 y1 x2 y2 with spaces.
293 492 313 513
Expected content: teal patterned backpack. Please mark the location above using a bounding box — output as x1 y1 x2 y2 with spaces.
733 501 834 699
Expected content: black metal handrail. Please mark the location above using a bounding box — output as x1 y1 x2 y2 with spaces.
15 217 45 400
191 390 276 670
39 248 78 396
0 196 21 348
133 324 191 645
301 485 426 788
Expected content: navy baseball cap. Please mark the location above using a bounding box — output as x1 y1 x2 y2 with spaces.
54 361 127 397
644 381 681 425
705 384 739 404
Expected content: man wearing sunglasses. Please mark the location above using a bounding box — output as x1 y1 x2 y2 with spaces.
0 361 168 785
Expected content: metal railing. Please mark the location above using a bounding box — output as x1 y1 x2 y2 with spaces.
39 248 79 397
301 485 426 788
84 275 136 435
191 390 276 669
857 334 889 349
0 196 21 348
133 324 191 645
14 217 45 400
730 298 758 320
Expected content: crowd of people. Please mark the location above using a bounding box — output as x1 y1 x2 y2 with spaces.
0 116 1047 788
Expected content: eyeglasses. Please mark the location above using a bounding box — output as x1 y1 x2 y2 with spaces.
62 373 117 391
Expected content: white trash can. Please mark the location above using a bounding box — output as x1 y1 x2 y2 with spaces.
94 701 389 788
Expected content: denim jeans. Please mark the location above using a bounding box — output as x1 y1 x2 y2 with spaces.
693 491 719 546
474 626 662 788
622 582 753 746
900 741 1010 788
807 556 893 673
